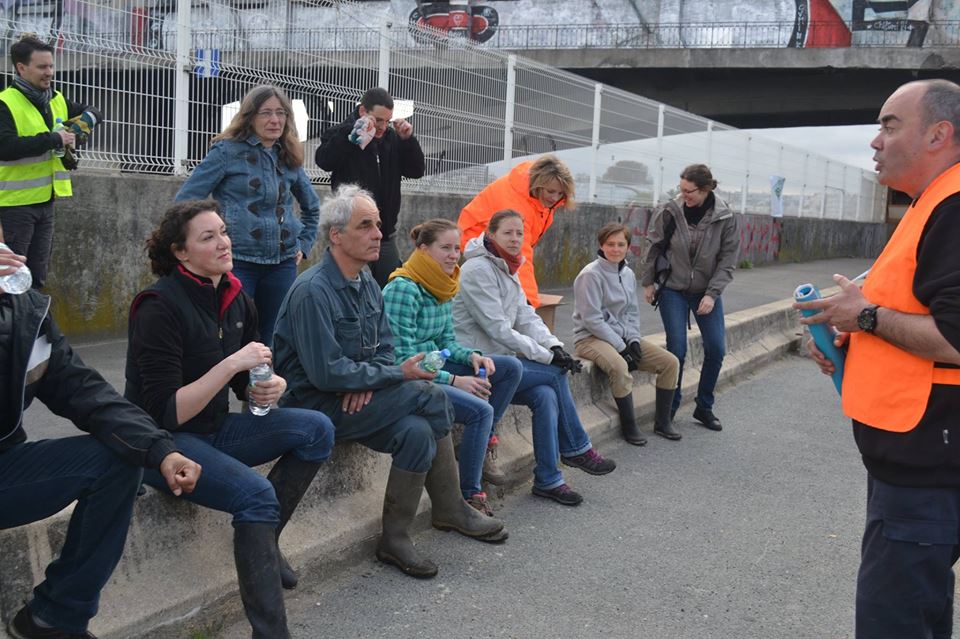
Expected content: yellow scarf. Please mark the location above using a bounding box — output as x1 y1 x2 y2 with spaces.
388 249 460 303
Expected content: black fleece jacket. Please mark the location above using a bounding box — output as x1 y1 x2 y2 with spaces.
853 192 960 487
0 289 176 469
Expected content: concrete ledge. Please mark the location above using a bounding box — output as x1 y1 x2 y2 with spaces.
0 297 802 638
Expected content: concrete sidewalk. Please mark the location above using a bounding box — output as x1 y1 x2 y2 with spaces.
0 257 868 638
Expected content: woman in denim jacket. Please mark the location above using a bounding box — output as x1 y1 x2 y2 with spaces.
176 85 319 347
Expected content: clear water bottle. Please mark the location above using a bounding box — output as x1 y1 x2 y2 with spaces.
248 363 273 416
52 118 66 158
0 243 32 294
419 348 451 374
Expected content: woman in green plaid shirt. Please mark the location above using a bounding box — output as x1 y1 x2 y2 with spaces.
383 219 523 516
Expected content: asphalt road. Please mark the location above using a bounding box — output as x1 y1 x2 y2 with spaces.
216 354 871 639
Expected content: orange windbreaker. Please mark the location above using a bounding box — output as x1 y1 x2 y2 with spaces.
458 161 566 308
843 162 960 431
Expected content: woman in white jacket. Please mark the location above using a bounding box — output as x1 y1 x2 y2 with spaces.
453 209 616 506
573 222 680 445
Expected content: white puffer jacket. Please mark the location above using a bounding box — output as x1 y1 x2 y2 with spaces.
452 235 562 364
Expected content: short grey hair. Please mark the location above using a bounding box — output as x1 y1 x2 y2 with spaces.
918 79 960 144
320 184 376 239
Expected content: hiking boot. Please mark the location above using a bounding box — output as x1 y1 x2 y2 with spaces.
467 492 494 517
8 606 97 639
532 483 583 506
481 435 507 485
561 448 616 476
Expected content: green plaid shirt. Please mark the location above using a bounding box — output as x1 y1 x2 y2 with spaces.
382 276 476 385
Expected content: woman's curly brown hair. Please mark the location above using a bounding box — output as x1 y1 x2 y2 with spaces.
146 199 222 276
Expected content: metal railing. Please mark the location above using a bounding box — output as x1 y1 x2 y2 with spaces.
0 2 886 222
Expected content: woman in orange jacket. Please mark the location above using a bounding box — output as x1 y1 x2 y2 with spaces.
458 155 574 308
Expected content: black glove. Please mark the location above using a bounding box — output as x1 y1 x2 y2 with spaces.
550 345 582 374
627 341 644 364
619 347 637 372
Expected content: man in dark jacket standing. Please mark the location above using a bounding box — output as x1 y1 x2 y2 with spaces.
0 244 200 639
0 35 102 289
315 87 425 287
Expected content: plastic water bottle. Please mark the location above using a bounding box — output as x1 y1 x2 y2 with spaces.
794 283 845 396
0 243 32 294
477 366 487 380
419 348 451 374
52 118 66 158
248 363 273 416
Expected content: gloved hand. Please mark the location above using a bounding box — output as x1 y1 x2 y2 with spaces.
619 346 637 372
66 111 97 144
61 145 79 170
550 345 583 375
627 340 644 364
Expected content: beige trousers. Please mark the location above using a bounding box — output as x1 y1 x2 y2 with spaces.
575 336 680 398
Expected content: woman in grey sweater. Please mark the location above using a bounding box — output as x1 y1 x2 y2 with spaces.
573 223 681 444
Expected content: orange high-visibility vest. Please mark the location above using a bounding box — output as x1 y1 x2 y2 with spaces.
843 163 960 431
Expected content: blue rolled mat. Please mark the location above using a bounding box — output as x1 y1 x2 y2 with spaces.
794 283 845 395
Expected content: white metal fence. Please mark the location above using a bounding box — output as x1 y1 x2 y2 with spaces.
1 0 886 222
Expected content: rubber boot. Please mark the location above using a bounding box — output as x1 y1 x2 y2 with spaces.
614 393 646 446
233 523 290 639
481 435 507 485
425 435 508 543
267 453 323 589
654 387 682 440
375 466 438 578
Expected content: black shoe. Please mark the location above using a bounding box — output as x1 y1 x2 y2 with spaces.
532 483 583 506
693 406 723 431
7 607 97 639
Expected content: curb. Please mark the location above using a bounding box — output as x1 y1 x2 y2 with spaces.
0 298 802 639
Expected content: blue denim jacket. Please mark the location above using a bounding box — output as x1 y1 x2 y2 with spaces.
176 136 319 265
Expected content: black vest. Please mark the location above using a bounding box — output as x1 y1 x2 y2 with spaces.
124 268 250 434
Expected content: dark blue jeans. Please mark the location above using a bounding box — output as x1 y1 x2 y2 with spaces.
143 407 334 525
0 436 143 633
857 475 960 639
512 359 592 491
443 355 523 498
231 257 298 348
657 287 726 414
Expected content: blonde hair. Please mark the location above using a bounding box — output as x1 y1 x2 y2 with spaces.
214 85 304 169
528 154 575 209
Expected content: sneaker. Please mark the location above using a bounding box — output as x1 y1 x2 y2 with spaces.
561 448 616 475
467 492 495 516
532 483 583 506
481 435 507 485
7 606 97 639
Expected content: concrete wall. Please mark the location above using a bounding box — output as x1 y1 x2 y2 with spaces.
47 172 886 340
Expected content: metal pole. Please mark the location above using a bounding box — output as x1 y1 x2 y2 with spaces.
378 19 392 90
588 83 602 201
654 104 664 205
173 0 191 176
820 160 828 218
705 120 713 167
741 134 750 215
503 54 517 164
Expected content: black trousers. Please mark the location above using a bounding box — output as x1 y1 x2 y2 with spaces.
857 474 960 638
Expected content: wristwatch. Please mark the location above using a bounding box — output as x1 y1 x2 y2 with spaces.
857 305 879 334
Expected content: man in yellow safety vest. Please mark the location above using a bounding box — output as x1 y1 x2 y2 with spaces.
0 34 101 289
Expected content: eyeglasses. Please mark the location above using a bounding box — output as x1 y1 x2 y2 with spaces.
679 185 701 195
256 109 287 120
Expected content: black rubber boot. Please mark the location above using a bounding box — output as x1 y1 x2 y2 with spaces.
614 393 646 446
375 466 438 578
425 435 508 542
267 453 323 589
233 523 290 639
654 387 682 440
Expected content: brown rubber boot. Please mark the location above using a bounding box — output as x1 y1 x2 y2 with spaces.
375 466 438 578
425 435 508 543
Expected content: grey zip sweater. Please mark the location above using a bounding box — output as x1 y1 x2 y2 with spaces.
572 255 642 351
639 196 742 299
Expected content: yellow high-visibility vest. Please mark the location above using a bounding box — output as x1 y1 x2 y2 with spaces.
0 86 72 205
